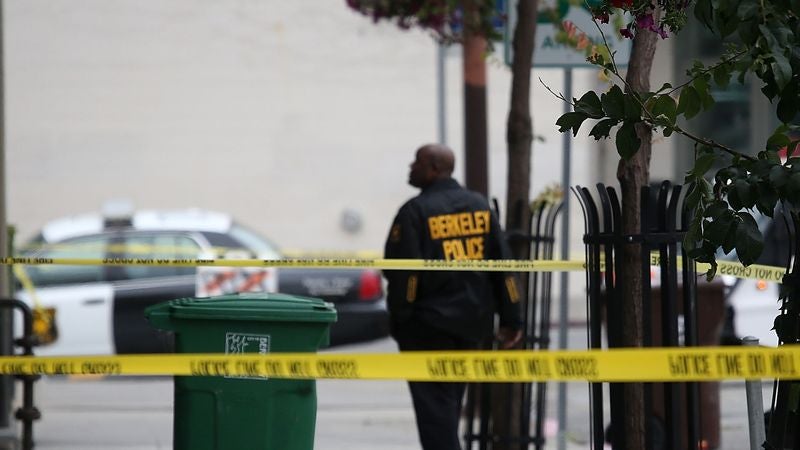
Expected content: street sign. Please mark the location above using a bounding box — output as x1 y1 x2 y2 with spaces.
504 0 632 68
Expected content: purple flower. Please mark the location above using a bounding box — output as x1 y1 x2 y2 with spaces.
636 13 655 31
620 27 634 39
594 11 610 23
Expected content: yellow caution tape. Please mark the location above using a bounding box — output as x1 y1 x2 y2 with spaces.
0 257 586 273
647 254 787 284
0 346 798 381
2 254 788 282
714 261 785 283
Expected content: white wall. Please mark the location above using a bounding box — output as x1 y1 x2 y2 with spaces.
6 0 601 256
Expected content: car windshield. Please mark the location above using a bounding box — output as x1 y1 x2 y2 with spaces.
201 224 281 259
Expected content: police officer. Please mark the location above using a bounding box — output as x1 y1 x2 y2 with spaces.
384 143 523 450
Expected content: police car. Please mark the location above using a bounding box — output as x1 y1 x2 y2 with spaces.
15 205 389 355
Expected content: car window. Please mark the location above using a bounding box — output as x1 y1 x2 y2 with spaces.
229 224 281 258
25 235 111 286
106 232 201 281
203 226 281 258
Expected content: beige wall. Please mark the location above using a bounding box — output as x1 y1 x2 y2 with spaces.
7 1 604 256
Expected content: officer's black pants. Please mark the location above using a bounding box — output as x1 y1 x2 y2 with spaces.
394 322 477 450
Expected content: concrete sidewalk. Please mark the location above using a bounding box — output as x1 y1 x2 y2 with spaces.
20 375 770 450
24 376 594 450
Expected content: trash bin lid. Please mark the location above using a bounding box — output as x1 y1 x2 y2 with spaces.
148 293 337 323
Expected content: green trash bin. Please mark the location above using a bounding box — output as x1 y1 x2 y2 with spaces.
145 292 337 450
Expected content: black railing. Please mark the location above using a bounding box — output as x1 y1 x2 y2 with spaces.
574 182 720 450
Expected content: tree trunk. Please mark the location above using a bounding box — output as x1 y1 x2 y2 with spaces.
488 2 539 450
615 14 660 450
504 0 538 250
463 0 488 197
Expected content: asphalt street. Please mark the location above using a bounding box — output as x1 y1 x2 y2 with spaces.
6 333 775 450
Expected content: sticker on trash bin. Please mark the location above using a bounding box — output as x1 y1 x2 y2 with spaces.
225 332 270 380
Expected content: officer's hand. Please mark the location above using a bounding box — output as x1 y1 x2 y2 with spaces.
497 327 523 349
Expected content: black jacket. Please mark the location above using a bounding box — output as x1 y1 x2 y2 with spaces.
383 178 523 342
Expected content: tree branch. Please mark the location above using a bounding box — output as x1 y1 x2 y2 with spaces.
672 125 757 161
666 49 748 96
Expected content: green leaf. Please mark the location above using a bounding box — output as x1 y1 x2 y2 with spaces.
776 79 799 123
734 212 764 266
691 153 716 177
716 166 740 185
699 176 714 201
683 214 703 252
761 79 779 101
677 86 702 119
738 19 759 44
755 183 779 217
767 17 793 46
727 179 750 210
770 165 788 187
697 143 715 156
735 178 758 208
556 112 589 136
703 200 729 218
787 172 800 204
771 51 793 91
773 314 798 343
737 0 759 20
757 150 780 164
694 0 714 29
712 65 732 88
692 77 715 111
650 95 678 125
656 83 673 94
704 260 719 281
575 91 604 119
767 129 792 150
615 121 641 160
722 221 739 254
715 4 741 37
758 24 778 48
704 211 736 245
589 119 617 140
601 85 626 120
623 93 642 120
780 273 795 301
684 182 701 210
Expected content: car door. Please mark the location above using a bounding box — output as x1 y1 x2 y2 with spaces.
16 234 115 356
107 231 200 353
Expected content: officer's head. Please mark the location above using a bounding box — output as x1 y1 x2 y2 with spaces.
408 144 455 189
